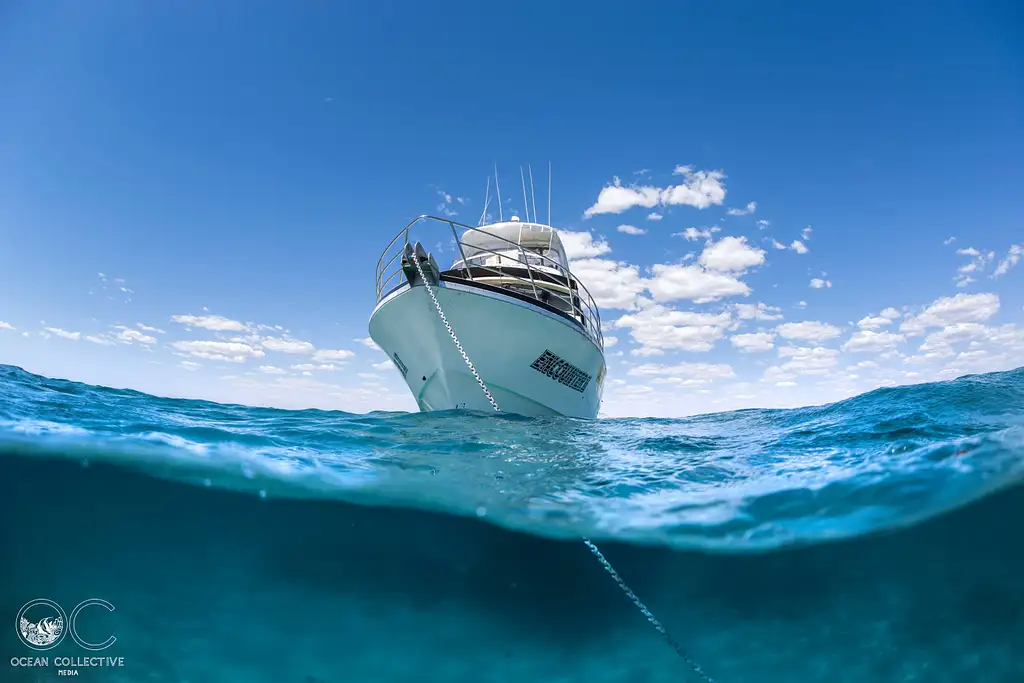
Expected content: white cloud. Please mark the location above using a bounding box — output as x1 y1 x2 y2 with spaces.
85 335 114 346
673 226 720 242
171 340 265 363
603 335 619 348
312 349 355 362
114 327 156 344
770 239 787 250
775 321 842 342
616 224 647 236
756 220 770 230
764 346 840 380
291 363 343 372
171 314 248 332
726 201 757 216
179 361 202 371
920 322 991 348
809 278 832 289
614 305 732 353
944 236 956 245
0 321 14 330
730 332 775 352
584 183 660 217
371 360 395 371
355 337 382 351
261 337 317 354
789 240 809 254
627 362 735 386
954 247 996 286
558 230 612 259
801 226 813 240
699 236 765 273
571 259 646 310
993 244 1022 277
646 263 750 304
795 301 808 309
259 365 287 375
43 327 81 340
732 302 783 321
900 292 999 335
856 308 900 329
583 165 727 217
647 212 663 221
841 330 905 352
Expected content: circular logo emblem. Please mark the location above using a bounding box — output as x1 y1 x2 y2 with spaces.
16 599 68 650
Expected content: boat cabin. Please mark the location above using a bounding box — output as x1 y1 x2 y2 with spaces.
444 217 590 322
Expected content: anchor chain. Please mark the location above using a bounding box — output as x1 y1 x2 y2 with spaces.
409 251 500 413
408 250 714 682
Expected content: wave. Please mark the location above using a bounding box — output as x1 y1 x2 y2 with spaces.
1 363 1023 552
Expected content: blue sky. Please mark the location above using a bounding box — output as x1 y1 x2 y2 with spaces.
1 1 1022 417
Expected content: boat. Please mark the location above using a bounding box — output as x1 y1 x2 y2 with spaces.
368 171 606 418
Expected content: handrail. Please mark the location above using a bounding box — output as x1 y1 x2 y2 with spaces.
374 215 604 349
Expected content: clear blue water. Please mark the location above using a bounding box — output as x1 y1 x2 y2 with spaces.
2 363 1023 682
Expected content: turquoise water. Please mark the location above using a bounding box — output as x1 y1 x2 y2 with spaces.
2 363 1023 682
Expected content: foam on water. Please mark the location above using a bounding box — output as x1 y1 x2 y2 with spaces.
1 364 1023 552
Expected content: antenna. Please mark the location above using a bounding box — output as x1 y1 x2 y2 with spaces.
494 162 503 221
478 176 491 226
529 164 538 226
547 162 552 226
520 166 530 222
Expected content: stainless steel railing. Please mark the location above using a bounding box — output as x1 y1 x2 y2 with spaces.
374 215 604 349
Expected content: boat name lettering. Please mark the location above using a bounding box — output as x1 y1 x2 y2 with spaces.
530 350 591 393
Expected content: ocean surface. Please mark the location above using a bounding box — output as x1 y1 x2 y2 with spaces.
2 363 1023 682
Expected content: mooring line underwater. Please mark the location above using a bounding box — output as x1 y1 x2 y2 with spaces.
410 252 716 682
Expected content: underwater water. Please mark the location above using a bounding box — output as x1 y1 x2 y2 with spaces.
1 364 1023 682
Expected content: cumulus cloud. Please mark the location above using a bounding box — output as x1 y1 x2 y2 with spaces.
584 165 727 217
698 236 766 273
171 314 249 332
646 264 750 304
673 227 720 242
809 278 832 289
993 244 1022 277
570 259 646 310
732 302 783 321
616 224 647 235
312 349 355 362
727 201 757 216
614 305 732 353
899 292 999 335
43 327 80 340
171 340 265 363
841 330 905 352
261 337 317 354
558 230 612 259
775 321 842 342
730 332 775 352
627 362 735 386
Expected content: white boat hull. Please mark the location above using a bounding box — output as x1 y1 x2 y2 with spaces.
368 280 605 418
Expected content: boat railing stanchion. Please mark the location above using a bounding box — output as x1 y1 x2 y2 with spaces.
451 222 474 281
519 245 540 300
